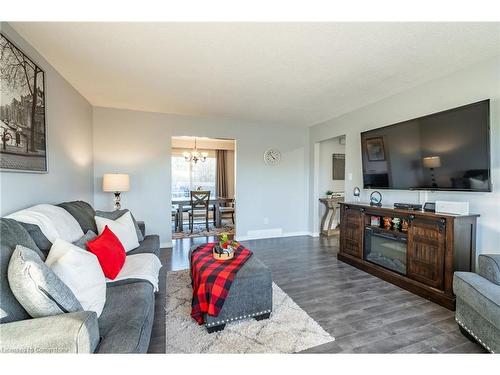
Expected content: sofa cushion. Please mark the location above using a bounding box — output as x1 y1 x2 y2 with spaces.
8 245 83 318
0 218 45 323
137 221 145 237
95 209 144 242
127 235 160 257
7 204 84 244
15 202 90 256
18 222 52 255
73 230 98 250
97 281 154 353
95 212 140 252
46 239 107 317
58 201 97 234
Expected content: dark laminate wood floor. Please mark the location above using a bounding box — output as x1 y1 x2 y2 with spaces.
147 235 485 354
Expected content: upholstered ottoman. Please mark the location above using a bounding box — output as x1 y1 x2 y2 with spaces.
189 245 273 333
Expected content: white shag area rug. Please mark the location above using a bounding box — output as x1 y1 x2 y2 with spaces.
166 269 335 353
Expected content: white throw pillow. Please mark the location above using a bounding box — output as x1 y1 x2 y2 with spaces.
45 239 106 317
95 211 140 252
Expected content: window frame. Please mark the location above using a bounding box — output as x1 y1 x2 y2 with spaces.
171 154 216 199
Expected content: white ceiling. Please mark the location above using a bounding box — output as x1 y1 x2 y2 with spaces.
11 22 500 127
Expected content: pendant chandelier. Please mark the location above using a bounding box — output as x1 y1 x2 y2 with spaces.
183 138 208 163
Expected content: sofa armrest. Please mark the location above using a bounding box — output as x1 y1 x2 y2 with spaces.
453 272 500 327
0 311 100 353
137 221 146 237
478 254 500 285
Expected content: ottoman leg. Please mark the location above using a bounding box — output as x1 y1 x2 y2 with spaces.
255 312 271 321
207 324 226 334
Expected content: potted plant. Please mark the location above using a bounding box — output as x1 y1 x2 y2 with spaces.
326 190 334 199
220 232 238 250
213 232 239 260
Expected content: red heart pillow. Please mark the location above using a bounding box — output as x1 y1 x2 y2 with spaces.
86 226 126 279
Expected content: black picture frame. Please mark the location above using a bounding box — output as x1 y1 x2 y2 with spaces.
332 153 345 180
0 32 47 173
365 137 385 161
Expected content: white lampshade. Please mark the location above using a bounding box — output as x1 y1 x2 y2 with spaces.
423 156 441 169
103 174 130 192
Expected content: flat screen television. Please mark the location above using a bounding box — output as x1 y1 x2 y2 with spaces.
361 100 491 192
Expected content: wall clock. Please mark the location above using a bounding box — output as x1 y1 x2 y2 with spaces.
264 148 281 165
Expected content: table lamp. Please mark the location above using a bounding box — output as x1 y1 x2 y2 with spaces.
423 156 441 188
103 174 130 210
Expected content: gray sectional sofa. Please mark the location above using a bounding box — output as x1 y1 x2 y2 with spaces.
0 201 161 353
453 254 500 354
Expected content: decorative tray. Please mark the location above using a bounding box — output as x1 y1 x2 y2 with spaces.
213 243 235 261
213 249 235 261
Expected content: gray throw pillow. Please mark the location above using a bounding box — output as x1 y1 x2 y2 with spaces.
8 245 83 318
58 200 97 234
18 222 52 255
73 230 98 250
95 209 144 242
1 218 45 323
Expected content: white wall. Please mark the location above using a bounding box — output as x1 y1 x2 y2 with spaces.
309 56 500 256
0 23 94 215
93 107 309 245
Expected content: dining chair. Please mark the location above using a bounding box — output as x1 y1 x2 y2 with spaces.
171 205 179 232
178 203 192 230
189 190 211 233
217 197 235 226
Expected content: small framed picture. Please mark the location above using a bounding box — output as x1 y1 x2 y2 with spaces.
332 153 345 180
365 137 385 161
370 216 381 227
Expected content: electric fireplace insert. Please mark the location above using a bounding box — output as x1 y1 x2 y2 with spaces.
364 227 407 275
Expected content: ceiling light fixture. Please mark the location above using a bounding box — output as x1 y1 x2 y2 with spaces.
183 138 208 164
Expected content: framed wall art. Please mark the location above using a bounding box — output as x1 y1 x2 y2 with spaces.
365 137 385 162
332 153 345 180
1 33 47 172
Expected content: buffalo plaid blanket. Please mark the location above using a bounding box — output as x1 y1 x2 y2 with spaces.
190 242 253 324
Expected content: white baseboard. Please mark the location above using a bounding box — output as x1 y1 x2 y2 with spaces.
166 231 318 245
284 231 312 238
237 230 312 241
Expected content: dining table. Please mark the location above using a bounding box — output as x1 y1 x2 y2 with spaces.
172 196 234 232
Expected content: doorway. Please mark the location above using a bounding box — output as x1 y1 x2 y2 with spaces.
314 135 346 236
171 136 236 239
